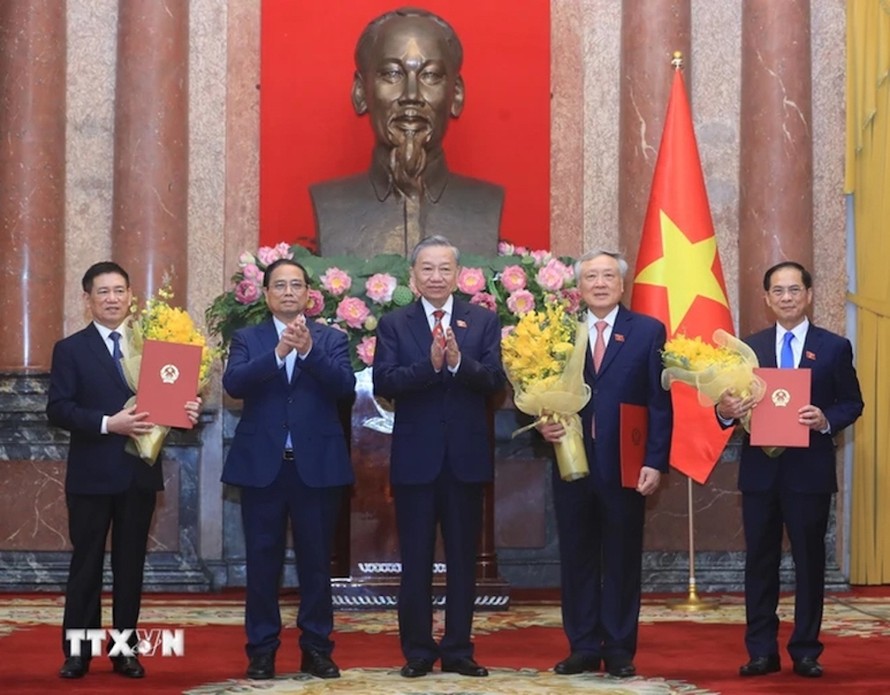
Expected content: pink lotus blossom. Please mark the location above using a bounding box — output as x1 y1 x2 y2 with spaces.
457 267 486 295
356 336 377 366
514 246 529 256
498 241 515 256
320 267 352 296
530 249 552 267
336 296 370 329
234 279 261 305
560 287 582 314
303 289 325 317
506 289 535 315
273 242 292 259
500 265 527 292
470 292 498 312
365 273 397 304
256 245 281 266
536 258 570 291
242 263 262 282
239 251 257 267
501 325 516 340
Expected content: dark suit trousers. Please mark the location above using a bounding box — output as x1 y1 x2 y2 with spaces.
742 488 831 661
393 467 483 663
62 487 157 657
239 459 342 658
552 449 645 662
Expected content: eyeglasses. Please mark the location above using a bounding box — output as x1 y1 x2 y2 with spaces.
93 287 129 298
769 285 804 298
269 280 307 294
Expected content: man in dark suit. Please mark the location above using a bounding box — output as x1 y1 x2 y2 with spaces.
373 235 505 678
47 261 200 680
717 261 863 679
538 250 672 679
222 258 355 680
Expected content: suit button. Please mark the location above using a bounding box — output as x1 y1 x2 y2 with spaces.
287 397 293 403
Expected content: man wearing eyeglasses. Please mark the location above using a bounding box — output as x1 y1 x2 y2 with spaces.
222 258 355 681
717 261 863 680
48 262 201 680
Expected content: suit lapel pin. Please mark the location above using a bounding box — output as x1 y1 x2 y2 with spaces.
614 333 625 342
456 319 468 328
805 350 816 361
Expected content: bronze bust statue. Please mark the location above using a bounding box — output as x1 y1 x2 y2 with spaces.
310 7 503 257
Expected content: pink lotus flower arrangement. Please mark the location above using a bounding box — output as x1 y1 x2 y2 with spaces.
206 242 581 371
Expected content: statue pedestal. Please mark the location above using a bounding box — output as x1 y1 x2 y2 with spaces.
332 368 510 610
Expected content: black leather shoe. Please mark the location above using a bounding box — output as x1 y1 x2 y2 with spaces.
111 655 145 678
400 658 435 678
793 657 823 678
605 659 636 678
442 657 489 677
739 654 781 677
301 649 340 679
59 656 90 679
246 652 275 679
554 652 601 675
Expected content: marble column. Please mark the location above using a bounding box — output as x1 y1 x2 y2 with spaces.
111 0 189 304
618 0 691 287
738 0 813 335
0 1 66 371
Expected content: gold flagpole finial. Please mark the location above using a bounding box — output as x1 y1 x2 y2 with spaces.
671 51 684 70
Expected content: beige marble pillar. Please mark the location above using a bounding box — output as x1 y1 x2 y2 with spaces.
618 0 691 288
111 0 189 305
0 1 66 371
738 0 813 335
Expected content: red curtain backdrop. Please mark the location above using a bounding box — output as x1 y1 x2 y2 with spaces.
259 0 550 251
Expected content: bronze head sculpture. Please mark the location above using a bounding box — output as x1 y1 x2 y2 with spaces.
310 7 503 257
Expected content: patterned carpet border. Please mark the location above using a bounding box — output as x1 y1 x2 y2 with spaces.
1 594 888 638
183 668 718 695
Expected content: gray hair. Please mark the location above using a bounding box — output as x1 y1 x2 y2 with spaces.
410 235 460 266
573 249 629 282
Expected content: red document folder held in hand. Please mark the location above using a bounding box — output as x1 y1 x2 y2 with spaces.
620 403 648 488
136 340 202 429
749 367 811 447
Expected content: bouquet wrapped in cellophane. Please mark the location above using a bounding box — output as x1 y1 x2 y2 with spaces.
121 284 217 464
661 328 766 433
502 304 591 481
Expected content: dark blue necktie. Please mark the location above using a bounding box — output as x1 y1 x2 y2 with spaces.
780 332 795 369
109 331 126 381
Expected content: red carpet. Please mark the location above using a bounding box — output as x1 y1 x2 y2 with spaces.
1 591 889 693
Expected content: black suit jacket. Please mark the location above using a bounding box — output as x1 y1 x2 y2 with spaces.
46 323 162 494
373 298 505 485
738 324 863 494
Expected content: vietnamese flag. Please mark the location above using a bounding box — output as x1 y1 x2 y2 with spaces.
630 69 734 484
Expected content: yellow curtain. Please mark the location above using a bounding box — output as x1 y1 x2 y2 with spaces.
846 0 890 584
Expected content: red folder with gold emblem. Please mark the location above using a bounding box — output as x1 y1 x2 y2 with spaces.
620 403 648 488
749 367 811 447
135 340 202 429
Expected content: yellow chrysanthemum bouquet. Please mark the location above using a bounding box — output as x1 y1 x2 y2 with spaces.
661 328 765 432
122 284 218 463
502 304 591 481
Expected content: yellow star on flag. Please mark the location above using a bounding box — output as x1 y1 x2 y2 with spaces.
635 209 729 334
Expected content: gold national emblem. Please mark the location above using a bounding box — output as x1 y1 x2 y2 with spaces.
771 388 791 407
160 363 180 384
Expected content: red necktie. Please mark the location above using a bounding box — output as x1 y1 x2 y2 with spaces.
593 320 607 373
591 321 607 438
432 309 446 349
